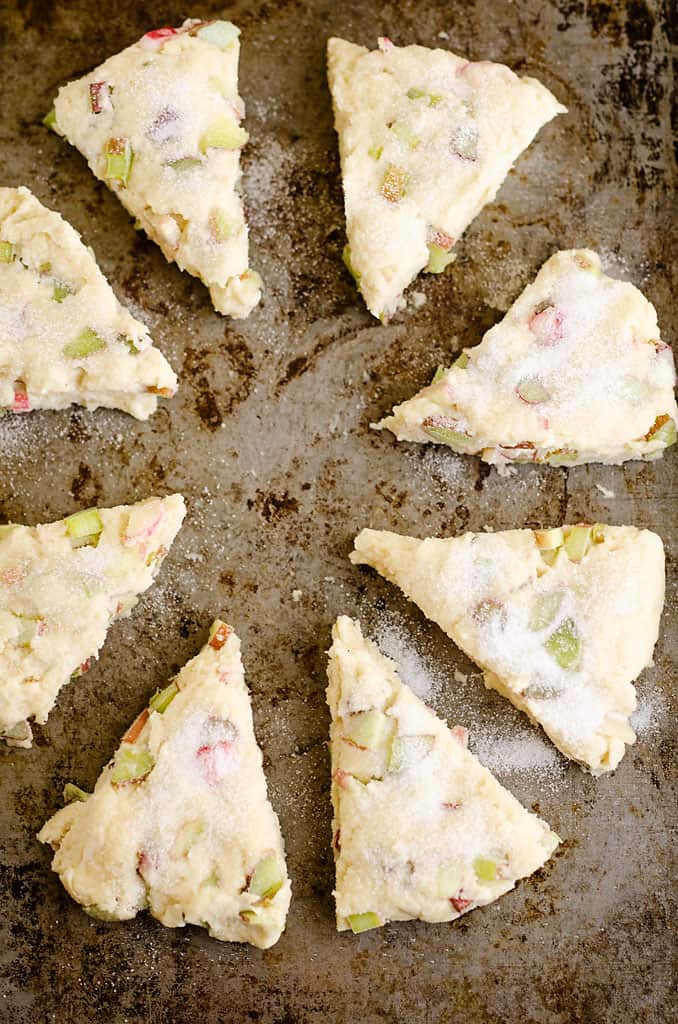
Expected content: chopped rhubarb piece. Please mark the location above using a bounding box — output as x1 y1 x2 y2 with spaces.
208 621 232 650
140 27 178 48
347 911 381 933
516 378 550 404
63 327 106 360
63 783 90 803
453 351 469 369
380 164 409 203
389 121 420 149
122 707 150 745
123 503 163 546
104 137 134 187
72 657 91 678
544 618 580 670
407 86 442 106
196 733 235 786
345 710 392 750
474 598 506 627
43 108 57 129
64 507 103 547
426 242 455 273
421 415 474 449
431 365 446 384
528 302 564 345
172 818 204 858
146 385 174 397
169 157 203 173
545 448 579 466
89 82 111 114
342 244 360 282
195 20 240 49
388 734 435 772
450 123 478 161
564 525 591 562
450 894 473 912
0 241 14 262
110 743 154 785
644 413 676 447
535 528 564 551
450 726 468 747
239 909 257 922
248 854 284 900
149 681 179 713
528 591 563 631
12 389 30 413
377 36 394 51
52 283 72 302
473 856 498 882
367 143 383 160
210 210 234 242
199 116 248 152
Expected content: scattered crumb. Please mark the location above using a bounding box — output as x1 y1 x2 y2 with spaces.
437 30 450 39
453 669 468 683
291 589 302 603
595 483 615 498
410 290 427 309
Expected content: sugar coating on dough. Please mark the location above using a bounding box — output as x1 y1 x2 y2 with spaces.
51 20 261 318
327 616 559 932
0 495 185 746
378 250 677 465
0 187 177 418
39 621 291 949
327 36 565 320
351 525 665 775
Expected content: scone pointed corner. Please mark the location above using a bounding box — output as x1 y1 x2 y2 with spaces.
326 615 559 933
348 523 665 774
0 186 177 419
38 619 291 949
327 36 565 321
0 494 185 746
377 249 676 465
47 19 262 319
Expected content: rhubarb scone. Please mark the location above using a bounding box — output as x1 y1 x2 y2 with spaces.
0 495 185 747
351 525 665 775
48 20 261 318
327 36 565 320
327 616 559 932
378 250 677 464
39 621 291 949
0 187 177 418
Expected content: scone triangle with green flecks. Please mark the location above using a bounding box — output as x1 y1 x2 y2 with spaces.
327 36 565 321
327 616 559 933
0 187 177 419
377 250 677 466
351 524 666 775
48 19 261 318
39 620 291 949
0 495 185 747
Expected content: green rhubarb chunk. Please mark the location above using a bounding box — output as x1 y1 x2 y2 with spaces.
212 210 235 242
544 618 580 670
104 138 134 186
546 449 579 466
517 378 550 404
407 86 443 106
388 734 435 773
43 108 57 129
345 710 391 750
149 681 179 713
124 337 140 355
368 143 383 160
646 414 676 447
110 744 154 785
564 525 591 562
426 242 455 274
528 591 563 631
199 116 248 152
63 327 106 359
390 121 420 149
173 819 204 858
535 527 564 550
64 783 90 803
169 157 203 173
239 909 257 922
196 20 240 49
381 164 409 203
473 857 498 883
65 507 103 546
347 912 381 934
342 244 360 282
52 283 71 302
248 854 284 901
436 862 463 898
431 365 446 385
0 242 14 263
454 351 469 369
422 418 474 450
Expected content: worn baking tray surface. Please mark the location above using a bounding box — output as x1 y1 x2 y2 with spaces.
0 1 675 1021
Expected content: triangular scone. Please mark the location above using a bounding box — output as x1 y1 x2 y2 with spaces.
327 36 565 320
39 621 291 949
378 250 677 464
0 187 177 419
351 525 665 775
0 495 185 747
327 616 559 933
49 19 262 318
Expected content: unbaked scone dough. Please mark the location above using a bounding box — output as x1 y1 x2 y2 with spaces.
378 250 677 464
327 616 559 932
0 187 177 418
49 20 261 318
39 620 291 949
0 495 185 747
327 36 565 320
351 525 665 774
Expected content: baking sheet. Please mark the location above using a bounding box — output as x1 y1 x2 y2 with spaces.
0 0 675 1021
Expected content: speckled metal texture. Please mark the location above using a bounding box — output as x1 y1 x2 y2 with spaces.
0 0 675 1021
